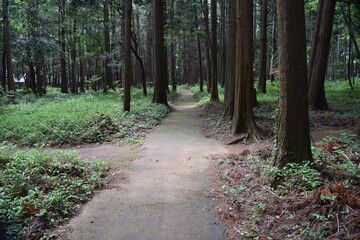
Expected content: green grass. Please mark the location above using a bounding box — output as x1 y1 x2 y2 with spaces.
324 79 360 117
0 142 109 239
0 88 169 146
190 85 224 104
191 79 360 118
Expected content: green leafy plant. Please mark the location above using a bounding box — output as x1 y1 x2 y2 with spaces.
0 143 109 239
0 88 170 146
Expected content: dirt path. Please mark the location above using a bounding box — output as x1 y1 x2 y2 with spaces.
61 89 237 240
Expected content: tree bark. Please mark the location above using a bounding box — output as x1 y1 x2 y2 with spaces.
103 0 113 93
123 0 132 111
59 0 68 93
170 0 177 92
2 0 15 92
210 0 219 101
258 0 268 93
219 0 226 87
194 4 204 92
200 0 212 92
269 7 277 82
274 0 312 168
153 0 168 105
1 53 5 91
70 19 78 94
308 0 336 110
231 0 262 139
223 0 236 118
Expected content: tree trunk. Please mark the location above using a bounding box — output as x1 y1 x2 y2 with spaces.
210 0 219 101
71 19 78 94
258 0 268 93
219 0 226 87
145 11 153 85
103 0 113 93
123 0 132 112
153 0 168 105
269 7 277 82
29 62 36 93
231 0 262 140
274 0 312 168
2 0 15 92
79 35 85 92
308 0 336 110
223 0 236 118
170 0 176 92
200 0 212 92
59 0 68 93
194 4 204 92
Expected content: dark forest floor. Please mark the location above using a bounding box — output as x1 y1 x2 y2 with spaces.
199 96 359 239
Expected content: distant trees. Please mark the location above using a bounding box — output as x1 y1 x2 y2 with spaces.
2 0 15 92
0 0 358 122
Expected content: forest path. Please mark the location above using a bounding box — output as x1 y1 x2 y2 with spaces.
62 88 237 240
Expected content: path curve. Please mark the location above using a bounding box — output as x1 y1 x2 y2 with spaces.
63 89 233 240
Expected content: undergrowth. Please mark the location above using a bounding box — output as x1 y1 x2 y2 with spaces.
214 133 360 239
0 143 109 239
0 88 169 146
190 85 224 104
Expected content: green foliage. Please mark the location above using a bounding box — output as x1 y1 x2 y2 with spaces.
324 79 360 118
0 143 109 239
0 88 169 146
272 161 322 192
190 85 224 104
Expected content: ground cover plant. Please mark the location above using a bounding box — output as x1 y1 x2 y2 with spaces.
193 80 360 239
210 133 359 239
0 88 169 146
0 143 109 239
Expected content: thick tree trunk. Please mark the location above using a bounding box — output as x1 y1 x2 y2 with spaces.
123 0 132 112
258 0 268 93
223 0 236 118
308 0 336 110
153 0 168 105
2 0 15 92
274 0 312 168
210 0 219 101
231 0 262 139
